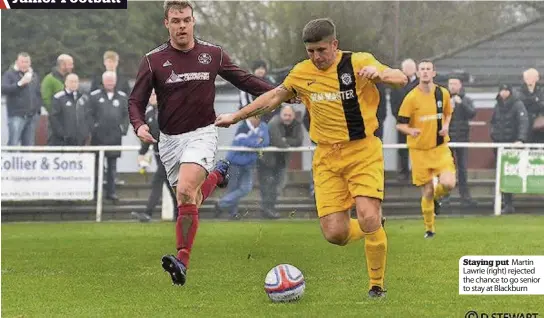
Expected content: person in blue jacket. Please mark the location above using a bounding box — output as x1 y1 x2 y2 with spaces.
215 116 270 219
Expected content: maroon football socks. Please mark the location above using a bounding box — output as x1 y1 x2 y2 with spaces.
176 204 199 268
200 170 223 202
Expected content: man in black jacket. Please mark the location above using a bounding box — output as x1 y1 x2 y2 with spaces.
390 58 419 181
132 90 177 222
1 52 42 146
446 76 477 207
48 73 91 146
518 68 544 144
88 71 130 201
490 84 529 214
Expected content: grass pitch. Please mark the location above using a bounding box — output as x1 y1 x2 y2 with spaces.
2 215 544 317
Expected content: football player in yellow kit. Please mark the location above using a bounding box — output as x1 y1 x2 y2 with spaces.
396 60 457 238
215 18 407 298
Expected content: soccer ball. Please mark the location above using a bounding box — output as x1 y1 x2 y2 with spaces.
264 264 305 303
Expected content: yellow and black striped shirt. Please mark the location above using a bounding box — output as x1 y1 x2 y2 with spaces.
282 51 388 144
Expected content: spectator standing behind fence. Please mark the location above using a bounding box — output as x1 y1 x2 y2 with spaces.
490 84 529 214
131 90 177 222
215 116 270 220
443 76 478 207
258 105 303 219
90 51 131 95
88 71 129 201
2 52 42 146
48 74 91 146
41 54 74 113
390 58 419 181
518 68 544 144
239 60 279 123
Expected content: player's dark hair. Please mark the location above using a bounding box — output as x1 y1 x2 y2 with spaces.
448 75 463 83
164 0 193 19
418 59 435 70
302 18 336 43
252 60 267 72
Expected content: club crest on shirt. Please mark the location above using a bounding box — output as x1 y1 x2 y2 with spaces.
341 73 352 85
113 99 120 107
437 101 443 109
198 53 212 65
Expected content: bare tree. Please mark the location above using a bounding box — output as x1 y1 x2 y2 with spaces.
193 1 526 69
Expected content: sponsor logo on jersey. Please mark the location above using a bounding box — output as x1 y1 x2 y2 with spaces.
310 89 355 102
165 71 210 84
419 113 443 122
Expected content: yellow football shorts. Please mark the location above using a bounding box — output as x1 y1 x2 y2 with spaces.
409 144 456 186
312 136 384 218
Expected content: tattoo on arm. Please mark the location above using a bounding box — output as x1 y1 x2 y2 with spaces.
239 85 292 120
241 107 269 120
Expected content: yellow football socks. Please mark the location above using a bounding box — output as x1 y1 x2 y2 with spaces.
364 226 387 289
345 218 365 244
421 197 435 232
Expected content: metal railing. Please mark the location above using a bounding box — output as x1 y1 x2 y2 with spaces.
2 142 543 221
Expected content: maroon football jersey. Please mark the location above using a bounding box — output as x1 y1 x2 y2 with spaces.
129 39 275 135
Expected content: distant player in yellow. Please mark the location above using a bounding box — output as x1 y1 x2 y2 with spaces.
215 18 407 298
396 60 457 238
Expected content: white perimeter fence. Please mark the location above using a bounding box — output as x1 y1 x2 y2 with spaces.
2 142 544 221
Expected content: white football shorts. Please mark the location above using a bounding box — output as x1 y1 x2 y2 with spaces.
158 124 218 187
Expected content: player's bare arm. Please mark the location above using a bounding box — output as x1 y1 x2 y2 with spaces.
238 85 291 118
396 95 417 136
215 85 294 128
439 114 452 136
379 68 408 87
359 67 407 88
396 122 421 137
